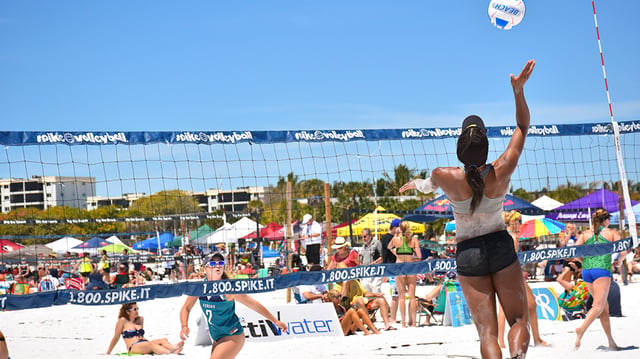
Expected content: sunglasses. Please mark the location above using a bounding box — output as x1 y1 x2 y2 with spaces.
128 307 139 312
206 261 225 268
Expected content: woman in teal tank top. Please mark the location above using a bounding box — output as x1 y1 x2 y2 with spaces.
574 208 619 350
179 253 288 359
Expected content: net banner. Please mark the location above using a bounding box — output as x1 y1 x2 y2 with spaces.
1 237 632 311
1 121 640 146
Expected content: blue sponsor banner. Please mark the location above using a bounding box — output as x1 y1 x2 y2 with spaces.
1 237 634 311
518 237 633 263
1 121 639 146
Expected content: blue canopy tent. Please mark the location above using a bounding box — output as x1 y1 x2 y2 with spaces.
610 203 640 226
132 232 174 253
261 245 281 258
71 237 113 255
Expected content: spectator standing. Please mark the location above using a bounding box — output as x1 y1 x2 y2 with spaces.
120 248 130 273
300 213 322 266
99 249 111 283
380 219 400 325
359 228 383 293
574 208 619 350
387 221 421 327
73 252 96 285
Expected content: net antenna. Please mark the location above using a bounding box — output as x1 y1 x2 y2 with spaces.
592 1 638 247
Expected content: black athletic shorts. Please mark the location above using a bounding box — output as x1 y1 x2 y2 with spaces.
305 243 321 265
455 230 518 277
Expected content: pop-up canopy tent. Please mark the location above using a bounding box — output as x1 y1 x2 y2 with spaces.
531 195 564 211
610 203 640 226
99 243 137 254
168 224 215 247
195 217 261 245
71 237 113 255
104 235 127 247
132 232 174 252
0 238 25 254
546 189 638 222
260 245 281 258
337 206 426 237
45 236 83 254
240 222 284 241
1 244 53 259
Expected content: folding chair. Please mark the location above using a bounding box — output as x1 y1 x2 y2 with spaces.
418 284 448 326
64 277 85 291
416 297 434 325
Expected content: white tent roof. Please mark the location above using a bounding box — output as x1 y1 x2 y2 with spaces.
105 235 126 246
531 195 564 211
195 217 262 245
45 236 84 254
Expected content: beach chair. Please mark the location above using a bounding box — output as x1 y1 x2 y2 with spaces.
37 278 57 292
426 284 448 325
64 277 85 291
416 297 434 325
559 280 590 320
258 268 269 278
112 273 130 289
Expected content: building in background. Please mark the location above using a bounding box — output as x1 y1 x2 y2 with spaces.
0 175 96 213
86 192 146 211
86 186 265 214
194 186 265 213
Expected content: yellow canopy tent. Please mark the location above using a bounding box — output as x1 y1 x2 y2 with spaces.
336 206 425 237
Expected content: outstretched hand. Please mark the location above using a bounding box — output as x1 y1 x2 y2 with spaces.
510 59 536 91
399 180 417 194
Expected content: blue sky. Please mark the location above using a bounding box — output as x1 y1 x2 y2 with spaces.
1 0 639 132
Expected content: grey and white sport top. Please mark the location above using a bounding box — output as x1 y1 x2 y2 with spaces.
449 165 507 241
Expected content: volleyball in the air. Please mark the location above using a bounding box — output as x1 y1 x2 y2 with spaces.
488 0 525 30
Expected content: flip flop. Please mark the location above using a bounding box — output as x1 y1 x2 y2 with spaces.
385 326 397 331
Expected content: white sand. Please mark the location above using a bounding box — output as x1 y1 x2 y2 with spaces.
1 280 638 359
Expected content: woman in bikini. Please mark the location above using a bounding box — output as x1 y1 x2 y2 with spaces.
105 302 184 355
400 60 536 359
387 220 421 327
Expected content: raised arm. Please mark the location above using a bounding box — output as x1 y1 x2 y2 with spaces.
495 60 536 177
556 266 575 292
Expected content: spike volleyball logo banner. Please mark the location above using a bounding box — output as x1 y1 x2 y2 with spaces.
488 0 526 30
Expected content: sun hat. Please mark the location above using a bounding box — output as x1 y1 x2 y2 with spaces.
331 237 350 249
302 213 313 223
390 218 401 228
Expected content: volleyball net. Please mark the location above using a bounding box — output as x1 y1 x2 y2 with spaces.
1 121 639 310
